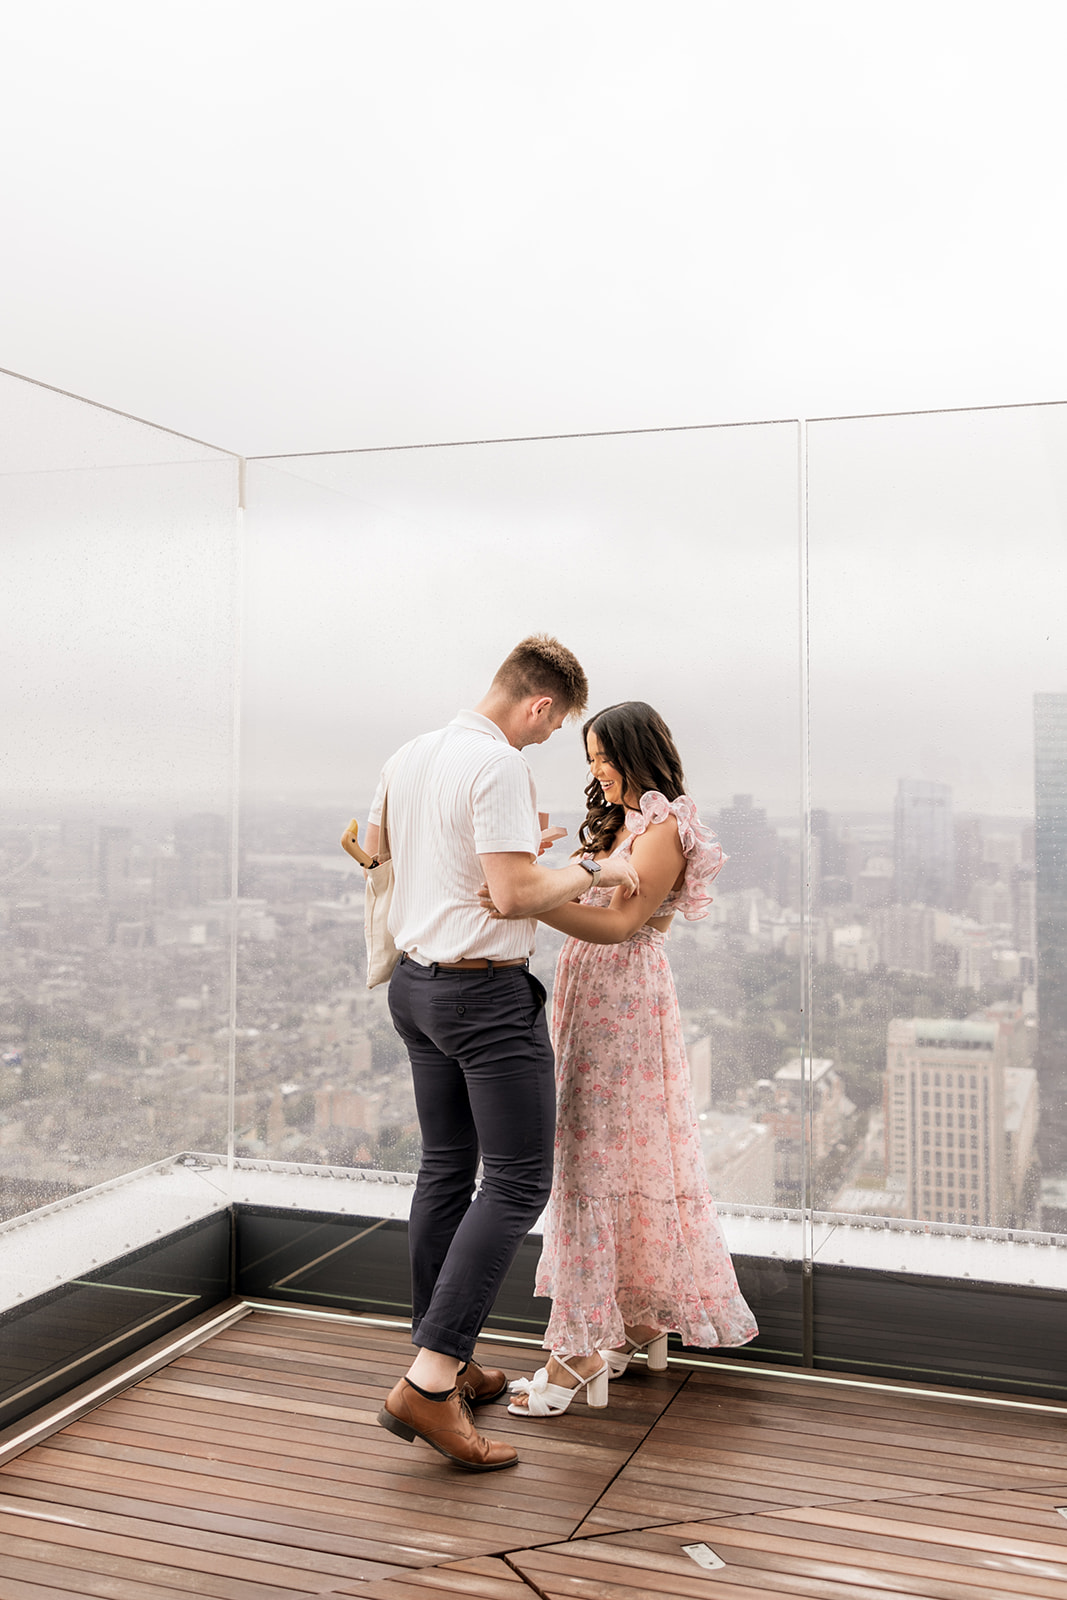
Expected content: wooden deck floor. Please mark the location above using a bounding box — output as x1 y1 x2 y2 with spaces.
1 1307 1066 1597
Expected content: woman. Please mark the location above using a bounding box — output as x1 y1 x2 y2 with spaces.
494 701 757 1417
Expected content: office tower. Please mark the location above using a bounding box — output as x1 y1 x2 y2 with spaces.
96 825 132 900
856 856 894 908
174 812 230 904
872 904 937 976
714 795 778 895
1012 865 1036 965
885 1016 1037 1227
953 816 984 913
1035 694 1067 1067
766 1058 851 1206
56 818 96 882
894 779 954 908
812 808 850 904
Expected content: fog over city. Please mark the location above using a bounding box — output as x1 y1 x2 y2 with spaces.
4 394 1064 819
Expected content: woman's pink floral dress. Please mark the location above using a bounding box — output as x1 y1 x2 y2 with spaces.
536 791 758 1356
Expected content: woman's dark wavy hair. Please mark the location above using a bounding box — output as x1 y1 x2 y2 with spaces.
577 701 687 858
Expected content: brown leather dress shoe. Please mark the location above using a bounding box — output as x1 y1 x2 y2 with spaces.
458 1358 508 1407
378 1379 518 1471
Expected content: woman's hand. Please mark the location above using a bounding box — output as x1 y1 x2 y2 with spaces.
479 881 505 919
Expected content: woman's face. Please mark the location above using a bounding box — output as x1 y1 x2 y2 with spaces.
586 730 632 807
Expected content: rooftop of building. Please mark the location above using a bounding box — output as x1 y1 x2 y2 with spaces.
777 1058 836 1082
892 1019 998 1048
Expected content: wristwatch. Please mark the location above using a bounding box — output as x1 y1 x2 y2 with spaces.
578 858 602 888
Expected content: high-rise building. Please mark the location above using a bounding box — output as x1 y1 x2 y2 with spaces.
714 795 778 896
885 1017 1037 1227
765 1058 852 1205
174 812 230 904
96 825 132 900
872 903 937 975
894 779 954 908
1035 694 1067 1066
953 816 984 913
1012 865 1036 966
811 809 850 905
56 818 96 883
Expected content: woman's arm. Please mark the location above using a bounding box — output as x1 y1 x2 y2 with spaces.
536 815 685 944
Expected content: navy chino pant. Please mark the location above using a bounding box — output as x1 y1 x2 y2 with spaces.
387 954 555 1362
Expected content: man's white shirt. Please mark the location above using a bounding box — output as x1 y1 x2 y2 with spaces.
369 709 541 964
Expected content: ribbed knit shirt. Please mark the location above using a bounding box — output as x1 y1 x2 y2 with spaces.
369 709 540 964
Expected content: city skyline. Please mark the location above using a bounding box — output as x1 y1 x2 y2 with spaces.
2 770 1054 1213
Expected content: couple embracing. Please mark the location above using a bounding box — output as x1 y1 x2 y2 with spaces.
357 635 756 1471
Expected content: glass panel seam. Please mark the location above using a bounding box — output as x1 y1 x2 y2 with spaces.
798 418 815 1365
225 459 247 1226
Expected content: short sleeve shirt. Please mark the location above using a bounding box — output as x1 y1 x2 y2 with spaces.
368 710 540 963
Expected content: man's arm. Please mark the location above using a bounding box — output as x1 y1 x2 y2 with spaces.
534 818 684 942
480 850 638 918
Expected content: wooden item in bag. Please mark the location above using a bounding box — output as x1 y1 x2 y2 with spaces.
341 795 400 988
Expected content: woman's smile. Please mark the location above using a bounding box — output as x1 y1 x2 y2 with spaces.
586 734 628 804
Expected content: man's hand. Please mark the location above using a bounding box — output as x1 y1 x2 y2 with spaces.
479 849 639 920
597 855 640 896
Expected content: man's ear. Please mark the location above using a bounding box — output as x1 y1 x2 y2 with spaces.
530 695 553 720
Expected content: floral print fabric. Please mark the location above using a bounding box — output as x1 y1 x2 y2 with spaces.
621 790 727 920
535 794 758 1356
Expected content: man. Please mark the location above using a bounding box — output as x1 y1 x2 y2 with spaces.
362 635 639 1470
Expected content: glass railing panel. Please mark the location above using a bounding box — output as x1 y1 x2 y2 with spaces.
243 422 805 1360
807 401 1067 1270
0 372 240 1232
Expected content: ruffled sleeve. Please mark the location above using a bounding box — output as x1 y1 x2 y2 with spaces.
624 791 727 920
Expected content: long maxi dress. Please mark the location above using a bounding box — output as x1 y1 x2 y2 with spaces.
535 791 759 1356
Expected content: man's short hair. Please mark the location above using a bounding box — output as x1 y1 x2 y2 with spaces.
491 634 588 716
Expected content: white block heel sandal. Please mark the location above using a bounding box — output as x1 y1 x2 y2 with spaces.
507 1355 610 1416
599 1331 670 1378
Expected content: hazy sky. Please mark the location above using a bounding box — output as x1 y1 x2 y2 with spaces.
2 3 1066 452
2 5 1066 821
241 424 802 812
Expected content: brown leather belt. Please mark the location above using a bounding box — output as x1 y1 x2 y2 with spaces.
434 957 529 970
402 953 529 971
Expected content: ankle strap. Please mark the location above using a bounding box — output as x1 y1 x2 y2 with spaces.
553 1353 596 1385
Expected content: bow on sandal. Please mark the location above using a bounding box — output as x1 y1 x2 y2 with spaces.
507 1355 609 1416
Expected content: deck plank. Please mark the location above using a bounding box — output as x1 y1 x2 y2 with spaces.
0 1532 306 1599
515 1516 1067 1599
3 1310 1067 1600
0 1492 405 1588
355 1554 529 1598
594 1364 1067 1537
